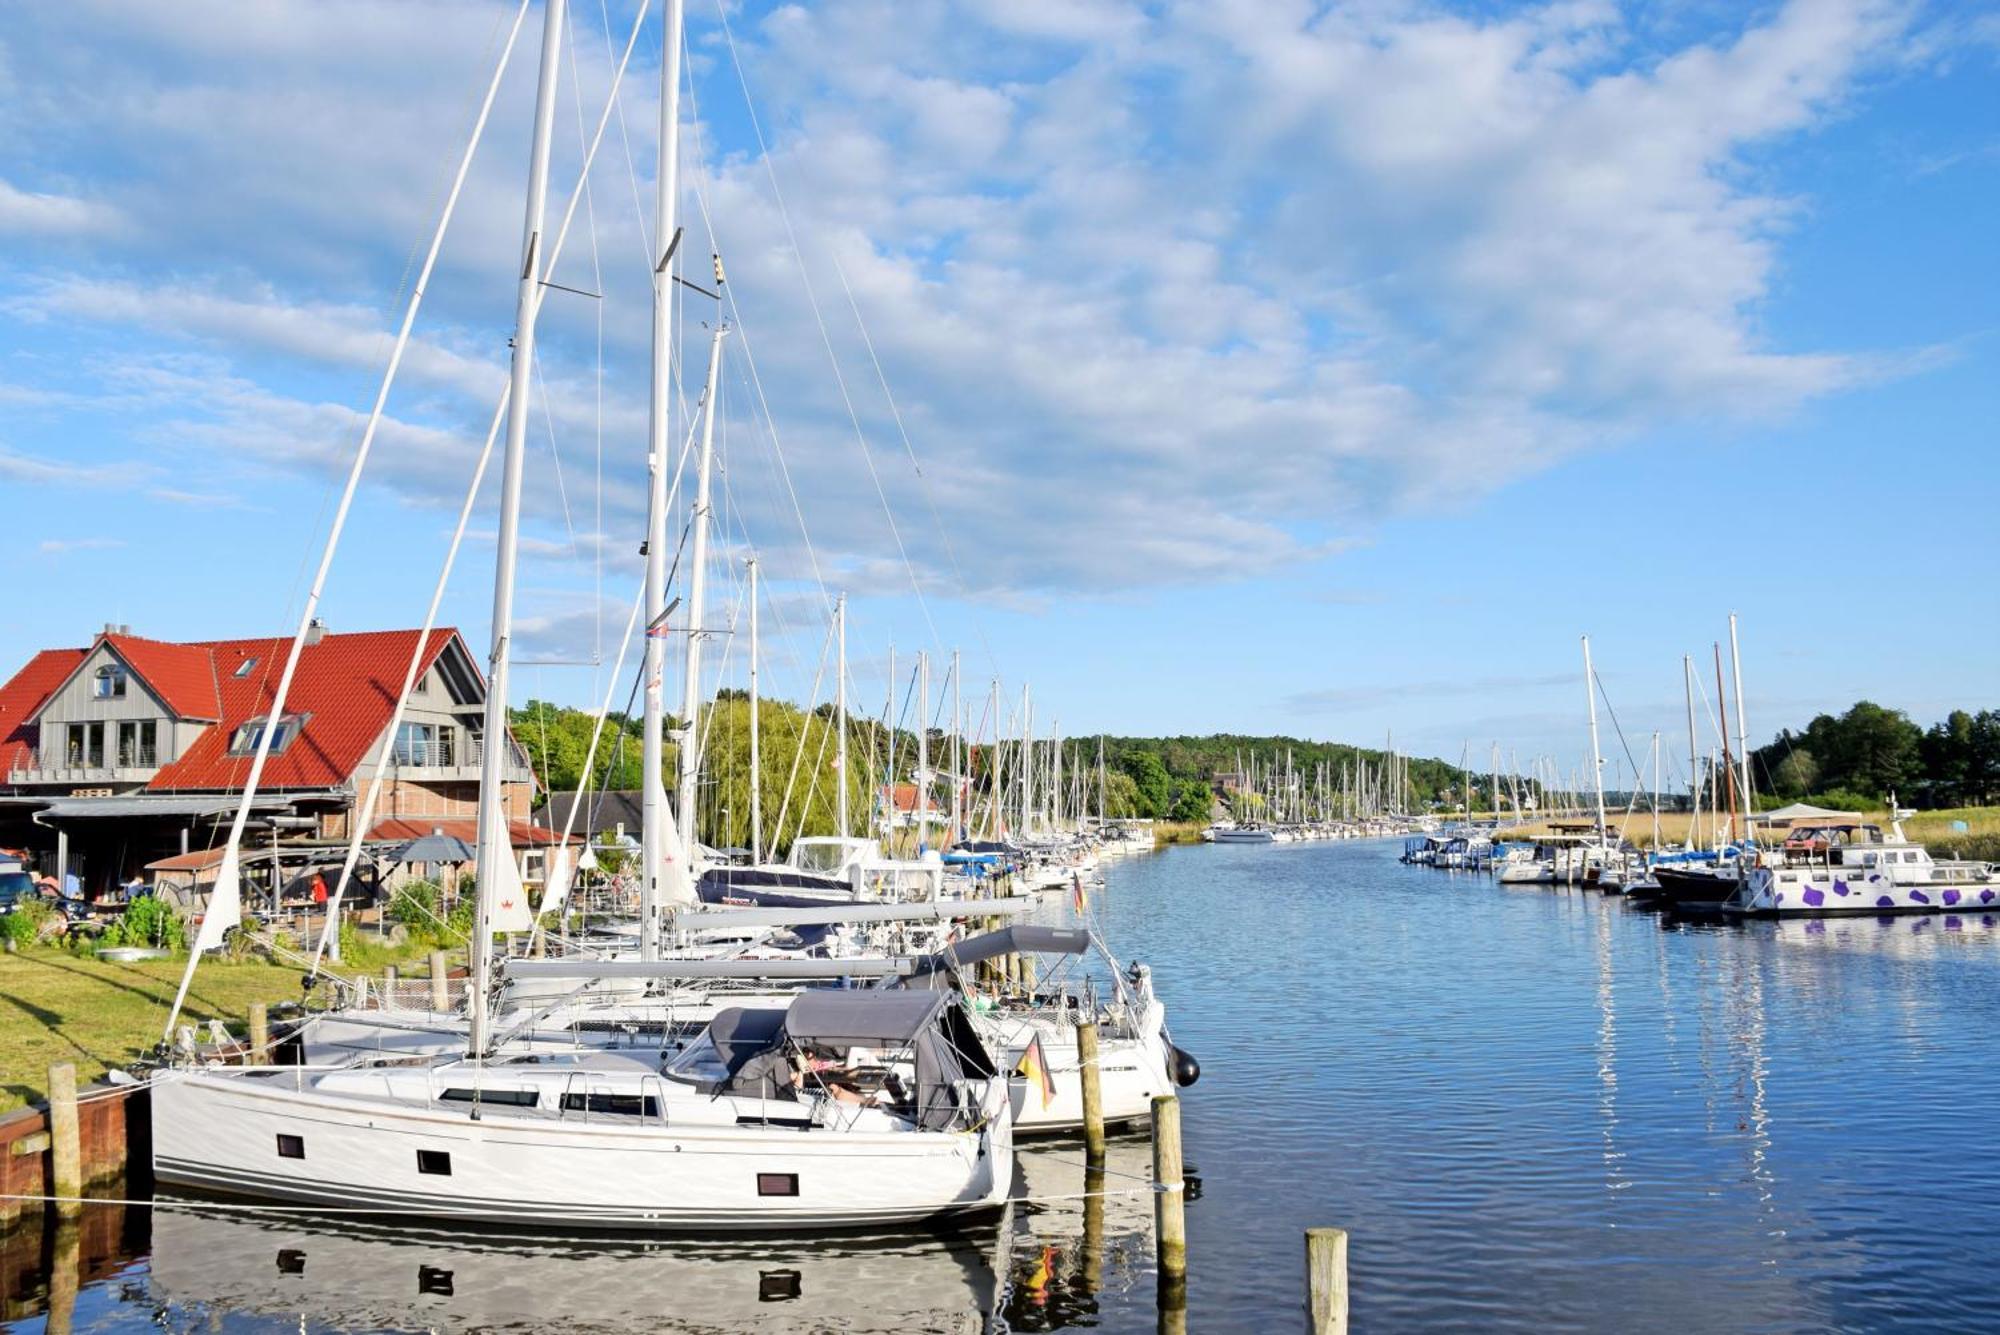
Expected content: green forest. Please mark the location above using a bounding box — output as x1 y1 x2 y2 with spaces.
511 698 1474 847
1751 701 2000 809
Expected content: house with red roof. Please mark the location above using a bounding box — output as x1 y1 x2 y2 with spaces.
0 621 538 898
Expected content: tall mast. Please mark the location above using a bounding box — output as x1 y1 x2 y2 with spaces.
1683 655 1701 851
674 322 725 869
916 650 929 848
1020 684 1032 835
835 594 848 837
470 0 566 1054
746 556 761 864
987 678 1001 838
950 649 962 842
640 0 685 961
1051 720 1062 833
1581 635 1607 843
1650 731 1662 850
1714 645 1738 839
1729 613 1753 832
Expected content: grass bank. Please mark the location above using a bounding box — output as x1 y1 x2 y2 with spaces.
0 950 307 1111
1153 821 1207 846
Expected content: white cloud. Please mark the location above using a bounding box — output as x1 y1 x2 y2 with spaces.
0 179 124 239
0 0 1938 603
37 537 126 554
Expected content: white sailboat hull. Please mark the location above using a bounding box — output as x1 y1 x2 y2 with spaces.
151 1069 1011 1231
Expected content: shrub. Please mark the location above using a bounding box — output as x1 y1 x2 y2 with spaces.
103 895 188 952
0 909 38 947
389 879 441 927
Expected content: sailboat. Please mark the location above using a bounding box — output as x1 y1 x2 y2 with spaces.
148 0 1013 1230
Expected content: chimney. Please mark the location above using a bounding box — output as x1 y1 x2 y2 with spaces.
102 622 120 636
305 617 327 646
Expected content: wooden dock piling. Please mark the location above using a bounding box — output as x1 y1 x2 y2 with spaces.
1078 1021 1106 1159
429 950 450 1010
46 1063 81 1217
247 1002 269 1063
1306 1227 1349 1334
1151 1093 1187 1289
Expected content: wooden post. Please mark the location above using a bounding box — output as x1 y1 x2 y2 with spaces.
1306 1227 1349 1334
1152 1093 1186 1288
47 1062 82 1217
1081 1160 1106 1299
1078 1021 1106 1159
429 950 450 1010
247 1002 269 1064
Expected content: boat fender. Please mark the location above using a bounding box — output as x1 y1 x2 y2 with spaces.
1170 1045 1201 1087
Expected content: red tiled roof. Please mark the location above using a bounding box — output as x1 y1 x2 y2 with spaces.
102 634 222 719
367 817 556 848
149 629 458 791
0 649 86 775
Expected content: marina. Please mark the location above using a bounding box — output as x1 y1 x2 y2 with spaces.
11 837 2000 1329
3 1 1996 1331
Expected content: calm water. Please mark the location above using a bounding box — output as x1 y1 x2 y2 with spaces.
10 837 2000 1332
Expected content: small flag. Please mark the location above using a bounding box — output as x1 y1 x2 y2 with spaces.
1017 1034 1057 1110
1071 871 1088 914
1025 1245 1056 1302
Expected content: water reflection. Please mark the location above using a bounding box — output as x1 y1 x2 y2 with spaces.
145 1199 1008 1333
1004 1140 1157 1332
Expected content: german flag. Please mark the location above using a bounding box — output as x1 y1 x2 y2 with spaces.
1017 1034 1057 1109
1071 871 1088 914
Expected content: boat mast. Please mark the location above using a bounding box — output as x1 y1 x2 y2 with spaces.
1020 684 1032 836
1714 645 1738 841
640 0 685 961
950 649 962 843
835 594 848 837
916 650 929 848
1650 731 1662 851
746 555 761 864
470 0 566 1055
1728 613 1753 834
1581 635 1608 844
674 321 725 870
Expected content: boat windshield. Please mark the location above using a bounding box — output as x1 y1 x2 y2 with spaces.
663 1033 728 1084
791 841 854 875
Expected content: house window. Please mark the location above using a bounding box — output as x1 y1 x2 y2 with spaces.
276 1133 305 1159
92 664 126 699
67 722 105 768
757 1172 800 1197
229 714 306 756
394 722 455 767
117 720 158 767
416 1149 451 1176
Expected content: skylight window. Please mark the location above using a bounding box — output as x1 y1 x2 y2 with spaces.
228 714 307 756
233 658 259 678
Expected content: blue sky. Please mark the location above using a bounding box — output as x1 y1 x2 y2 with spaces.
1 0 1995 785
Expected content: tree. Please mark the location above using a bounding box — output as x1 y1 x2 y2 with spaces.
1771 749 1819 798
1120 751 1173 818
1827 701 1923 799
1170 782 1213 823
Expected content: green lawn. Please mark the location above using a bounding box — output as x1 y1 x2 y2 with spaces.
0 950 310 1111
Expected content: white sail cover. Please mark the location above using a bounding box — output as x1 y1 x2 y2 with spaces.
190 845 242 953
539 845 576 917
487 846 534 932
657 792 697 907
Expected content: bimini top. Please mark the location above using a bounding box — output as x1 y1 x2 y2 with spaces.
784 988 952 1047
928 924 1091 973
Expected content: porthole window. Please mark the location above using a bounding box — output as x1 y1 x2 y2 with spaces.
417 1149 452 1176
276 1133 305 1159
757 1172 799 1197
